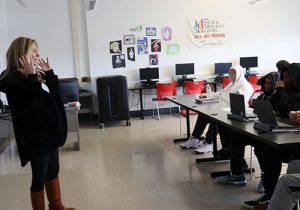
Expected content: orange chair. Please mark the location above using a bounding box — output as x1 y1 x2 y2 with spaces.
222 77 231 88
152 82 177 120
247 75 261 91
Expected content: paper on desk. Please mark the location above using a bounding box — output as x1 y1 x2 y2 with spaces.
221 107 231 112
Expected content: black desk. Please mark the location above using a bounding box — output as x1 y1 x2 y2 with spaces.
79 91 94 123
166 95 300 163
128 84 157 119
129 80 220 120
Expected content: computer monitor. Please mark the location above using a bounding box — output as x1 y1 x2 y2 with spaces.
59 78 80 103
215 63 232 75
175 63 195 78
139 67 159 84
240 57 258 75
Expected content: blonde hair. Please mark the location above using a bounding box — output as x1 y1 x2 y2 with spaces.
1 37 38 80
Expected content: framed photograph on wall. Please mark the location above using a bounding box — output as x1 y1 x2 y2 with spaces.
146 27 156 36
123 34 136 45
149 54 158 66
110 40 122 53
166 44 180 55
151 39 161 52
137 37 148 54
112 54 126 68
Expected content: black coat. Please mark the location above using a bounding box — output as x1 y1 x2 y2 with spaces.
0 70 67 167
270 63 300 117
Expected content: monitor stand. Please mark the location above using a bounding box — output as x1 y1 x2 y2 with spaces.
141 80 157 87
245 68 251 76
177 76 195 85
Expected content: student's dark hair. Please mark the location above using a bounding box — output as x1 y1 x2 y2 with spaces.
276 60 289 72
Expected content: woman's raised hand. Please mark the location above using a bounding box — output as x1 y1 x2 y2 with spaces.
18 55 35 75
38 57 51 71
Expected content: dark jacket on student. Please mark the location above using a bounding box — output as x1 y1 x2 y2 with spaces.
270 63 300 117
0 69 67 167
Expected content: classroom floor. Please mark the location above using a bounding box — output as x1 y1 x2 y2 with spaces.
0 114 270 210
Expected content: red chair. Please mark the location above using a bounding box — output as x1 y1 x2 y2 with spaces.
247 75 261 91
184 80 205 94
152 82 177 120
178 81 205 135
222 77 231 88
248 89 263 107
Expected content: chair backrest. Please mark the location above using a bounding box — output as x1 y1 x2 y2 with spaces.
156 82 177 100
247 75 261 91
248 89 263 106
222 77 231 88
184 80 205 95
247 75 258 85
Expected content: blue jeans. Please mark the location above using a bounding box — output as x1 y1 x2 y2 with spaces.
30 148 59 192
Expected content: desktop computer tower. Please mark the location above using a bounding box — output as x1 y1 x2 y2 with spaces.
96 75 130 128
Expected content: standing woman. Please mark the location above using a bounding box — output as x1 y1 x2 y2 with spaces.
0 37 75 210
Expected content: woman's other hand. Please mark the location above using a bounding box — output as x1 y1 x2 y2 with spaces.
18 55 36 75
289 111 300 124
275 80 285 88
38 57 51 71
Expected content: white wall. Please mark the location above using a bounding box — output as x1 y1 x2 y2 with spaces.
2 0 300 111
86 0 300 90
4 0 75 78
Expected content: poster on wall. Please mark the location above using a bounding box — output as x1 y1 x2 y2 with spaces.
137 37 148 54
112 54 126 68
146 27 156 36
127 47 135 61
161 27 172 41
151 39 161 52
166 44 180 55
123 34 135 45
149 54 158 66
110 40 122 53
129 25 142 32
186 17 229 47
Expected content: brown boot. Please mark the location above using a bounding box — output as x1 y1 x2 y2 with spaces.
45 177 76 210
254 203 268 210
30 191 45 210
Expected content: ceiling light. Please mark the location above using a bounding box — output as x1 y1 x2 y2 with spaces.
249 0 268 5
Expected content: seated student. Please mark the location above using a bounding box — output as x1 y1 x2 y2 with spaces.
243 63 300 209
213 67 254 159
180 65 254 156
215 72 280 191
264 159 300 210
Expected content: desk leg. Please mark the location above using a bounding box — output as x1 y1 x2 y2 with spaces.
173 109 190 143
139 89 144 120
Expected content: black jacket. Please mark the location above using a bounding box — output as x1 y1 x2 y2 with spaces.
256 72 280 101
0 70 67 167
270 63 300 117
